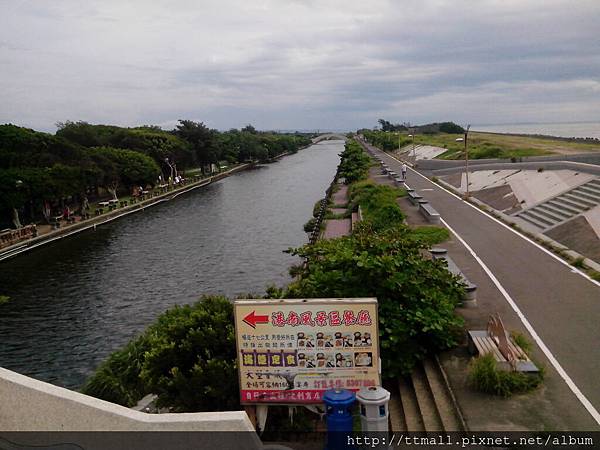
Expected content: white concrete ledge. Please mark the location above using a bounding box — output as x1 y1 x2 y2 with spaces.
0 368 256 434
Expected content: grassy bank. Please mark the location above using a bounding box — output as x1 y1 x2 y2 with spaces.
364 130 600 160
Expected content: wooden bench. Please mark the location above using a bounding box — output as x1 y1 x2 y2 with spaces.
419 202 441 224
431 248 477 306
468 314 538 372
407 190 423 205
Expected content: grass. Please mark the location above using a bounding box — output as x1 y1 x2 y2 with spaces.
468 353 544 397
0 295 10 305
411 226 450 245
587 269 600 282
348 181 406 229
511 332 533 356
572 257 585 269
396 131 600 160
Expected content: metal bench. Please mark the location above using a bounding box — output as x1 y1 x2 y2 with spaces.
419 202 441 224
468 314 538 372
430 248 477 307
407 190 423 205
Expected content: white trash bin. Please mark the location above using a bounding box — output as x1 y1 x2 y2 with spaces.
356 386 390 432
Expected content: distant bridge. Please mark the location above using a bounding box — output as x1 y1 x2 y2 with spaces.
311 133 348 143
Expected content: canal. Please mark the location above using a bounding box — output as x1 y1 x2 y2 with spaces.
0 140 343 389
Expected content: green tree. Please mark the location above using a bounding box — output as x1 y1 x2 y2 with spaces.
286 223 464 376
82 296 239 411
89 147 160 197
174 120 219 170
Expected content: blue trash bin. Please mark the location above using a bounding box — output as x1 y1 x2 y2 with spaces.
323 389 356 450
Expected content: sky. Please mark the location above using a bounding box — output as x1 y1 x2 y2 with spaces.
1 0 599 132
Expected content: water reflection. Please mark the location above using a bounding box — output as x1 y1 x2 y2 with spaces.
0 141 343 388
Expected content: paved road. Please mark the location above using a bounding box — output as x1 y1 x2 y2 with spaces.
359 138 600 428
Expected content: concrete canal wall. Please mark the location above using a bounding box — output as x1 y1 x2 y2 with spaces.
0 163 252 261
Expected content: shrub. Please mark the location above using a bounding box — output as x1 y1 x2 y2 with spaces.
410 226 450 245
139 296 238 411
82 296 239 412
349 181 406 230
588 270 600 282
337 140 372 183
313 199 325 218
286 223 464 377
511 332 532 356
303 217 317 233
468 354 543 397
81 338 150 406
572 257 585 269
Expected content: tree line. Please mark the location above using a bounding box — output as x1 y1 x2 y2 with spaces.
0 121 311 229
373 119 465 134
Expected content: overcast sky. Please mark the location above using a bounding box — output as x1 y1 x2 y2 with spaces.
1 0 599 132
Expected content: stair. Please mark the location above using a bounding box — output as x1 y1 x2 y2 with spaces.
393 357 465 432
514 177 600 231
397 376 425 431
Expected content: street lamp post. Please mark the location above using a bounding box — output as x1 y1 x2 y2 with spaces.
455 124 471 198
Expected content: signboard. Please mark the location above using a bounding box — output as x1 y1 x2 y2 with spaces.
234 298 380 404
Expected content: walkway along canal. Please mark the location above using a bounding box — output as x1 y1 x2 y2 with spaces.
0 140 343 389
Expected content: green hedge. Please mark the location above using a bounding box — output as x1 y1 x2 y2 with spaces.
337 140 371 183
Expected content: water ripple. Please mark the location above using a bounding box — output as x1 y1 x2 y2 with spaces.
0 142 343 389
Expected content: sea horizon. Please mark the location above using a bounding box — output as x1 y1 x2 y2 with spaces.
472 121 600 140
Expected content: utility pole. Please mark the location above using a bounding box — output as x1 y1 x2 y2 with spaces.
456 124 471 197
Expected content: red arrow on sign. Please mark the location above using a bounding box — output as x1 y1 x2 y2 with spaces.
243 311 270 329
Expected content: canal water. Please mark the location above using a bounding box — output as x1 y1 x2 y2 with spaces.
0 140 343 389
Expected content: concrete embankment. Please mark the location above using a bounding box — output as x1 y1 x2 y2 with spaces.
0 367 260 450
0 163 252 261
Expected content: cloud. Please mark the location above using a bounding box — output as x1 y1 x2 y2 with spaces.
0 0 599 131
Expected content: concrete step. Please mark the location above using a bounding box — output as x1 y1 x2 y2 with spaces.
517 212 551 229
385 381 407 431
536 203 574 219
545 200 581 216
422 358 463 431
398 377 425 431
410 365 444 431
548 198 588 214
578 184 600 197
587 179 600 189
571 188 600 203
519 210 555 227
529 206 564 223
559 193 594 210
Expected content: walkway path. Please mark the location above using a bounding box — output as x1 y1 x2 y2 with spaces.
359 137 600 430
322 183 351 239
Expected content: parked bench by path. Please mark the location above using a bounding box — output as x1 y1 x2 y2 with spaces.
468 314 538 372
407 190 423 205
419 202 441 224
431 248 477 307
